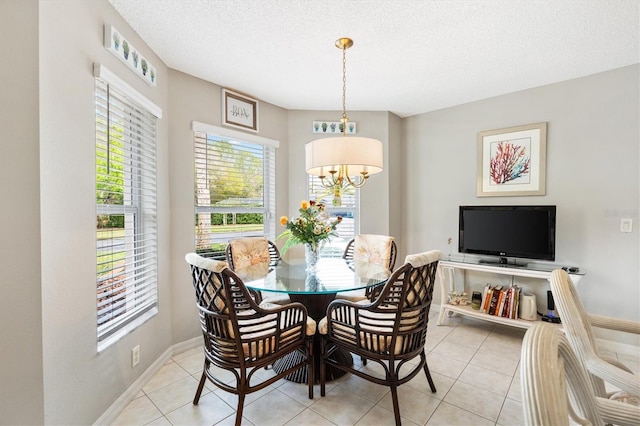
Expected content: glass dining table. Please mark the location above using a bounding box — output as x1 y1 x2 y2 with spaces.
237 257 392 383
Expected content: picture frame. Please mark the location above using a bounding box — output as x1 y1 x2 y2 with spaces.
477 122 547 197
222 89 258 132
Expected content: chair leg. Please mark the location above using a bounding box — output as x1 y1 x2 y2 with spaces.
390 385 401 425
307 338 314 399
320 338 326 397
422 353 437 393
193 369 207 405
235 393 246 426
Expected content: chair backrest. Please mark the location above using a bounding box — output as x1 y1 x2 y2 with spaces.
521 322 603 425
343 235 397 270
549 269 608 398
226 237 281 274
185 252 308 366
185 252 254 316
367 250 441 354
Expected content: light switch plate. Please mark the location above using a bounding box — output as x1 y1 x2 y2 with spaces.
620 218 633 233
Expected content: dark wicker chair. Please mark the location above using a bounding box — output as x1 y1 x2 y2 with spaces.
225 237 281 270
319 250 441 425
339 235 397 302
185 253 315 426
225 237 289 304
342 236 397 270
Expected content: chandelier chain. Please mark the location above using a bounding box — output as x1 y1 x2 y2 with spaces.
342 43 348 126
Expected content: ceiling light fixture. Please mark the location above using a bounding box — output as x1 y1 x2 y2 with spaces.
305 37 383 206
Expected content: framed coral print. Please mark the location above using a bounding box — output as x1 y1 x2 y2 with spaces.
477 122 547 197
222 89 258 132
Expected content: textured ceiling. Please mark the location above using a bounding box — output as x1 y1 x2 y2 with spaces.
109 0 639 118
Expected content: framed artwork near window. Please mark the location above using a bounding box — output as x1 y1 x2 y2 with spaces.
477 122 547 197
222 89 258 132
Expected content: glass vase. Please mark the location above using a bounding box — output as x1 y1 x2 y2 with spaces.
304 243 319 274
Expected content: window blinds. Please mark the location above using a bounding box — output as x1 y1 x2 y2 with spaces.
194 130 276 258
308 176 360 257
95 76 158 347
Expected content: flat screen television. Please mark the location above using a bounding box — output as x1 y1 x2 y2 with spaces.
458 205 556 263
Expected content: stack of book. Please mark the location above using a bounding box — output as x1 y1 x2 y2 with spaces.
479 284 521 319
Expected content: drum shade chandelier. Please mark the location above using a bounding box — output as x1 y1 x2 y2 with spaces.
305 38 383 205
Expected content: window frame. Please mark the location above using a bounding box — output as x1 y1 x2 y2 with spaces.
94 64 162 352
192 122 278 259
307 176 360 257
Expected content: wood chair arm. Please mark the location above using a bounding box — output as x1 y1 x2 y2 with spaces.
588 314 640 335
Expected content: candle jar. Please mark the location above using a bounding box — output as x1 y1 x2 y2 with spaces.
471 291 482 310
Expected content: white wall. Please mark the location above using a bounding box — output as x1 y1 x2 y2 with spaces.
37 1 172 423
0 0 45 423
167 69 290 343
403 65 640 344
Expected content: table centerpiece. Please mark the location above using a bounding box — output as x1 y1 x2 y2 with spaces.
277 200 342 273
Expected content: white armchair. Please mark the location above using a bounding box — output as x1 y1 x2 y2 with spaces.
549 269 640 424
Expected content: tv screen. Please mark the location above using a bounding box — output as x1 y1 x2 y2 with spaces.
459 205 556 262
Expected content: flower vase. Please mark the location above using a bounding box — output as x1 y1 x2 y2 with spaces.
304 244 319 274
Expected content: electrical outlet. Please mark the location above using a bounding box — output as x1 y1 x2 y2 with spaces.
620 218 633 233
131 345 140 367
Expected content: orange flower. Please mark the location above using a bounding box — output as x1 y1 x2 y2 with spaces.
301 200 309 210
279 216 288 226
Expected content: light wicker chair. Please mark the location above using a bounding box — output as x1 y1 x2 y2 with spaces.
319 250 441 425
549 269 640 425
185 253 315 426
521 322 604 425
226 237 290 304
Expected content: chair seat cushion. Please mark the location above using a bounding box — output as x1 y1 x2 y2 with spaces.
610 391 640 406
334 289 367 302
261 293 292 305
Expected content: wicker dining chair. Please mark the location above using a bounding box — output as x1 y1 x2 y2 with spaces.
337 235 397 302
520 322 605 425
226 237 281 270
185 253 315 426
549 269 640 424
319 250 441 425
226 237 290 304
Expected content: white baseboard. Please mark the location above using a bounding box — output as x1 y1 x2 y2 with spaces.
93 337 201 425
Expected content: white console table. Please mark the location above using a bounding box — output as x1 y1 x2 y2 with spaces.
437 258 584 329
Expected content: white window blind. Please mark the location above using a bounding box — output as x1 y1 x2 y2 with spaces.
95 75 159 349
194 129 276 259
308 177 360 257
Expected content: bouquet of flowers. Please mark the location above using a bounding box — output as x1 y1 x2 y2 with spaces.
277 200 342 254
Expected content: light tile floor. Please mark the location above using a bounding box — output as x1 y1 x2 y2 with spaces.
112 312 639 425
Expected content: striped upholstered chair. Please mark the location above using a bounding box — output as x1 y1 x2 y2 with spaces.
319 250 441 425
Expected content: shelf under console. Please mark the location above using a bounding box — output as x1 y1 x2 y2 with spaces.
436 258 584 328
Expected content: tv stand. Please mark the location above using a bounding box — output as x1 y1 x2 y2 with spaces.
437 257 584 329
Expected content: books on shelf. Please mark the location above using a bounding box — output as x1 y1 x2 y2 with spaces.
479 284 521 319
